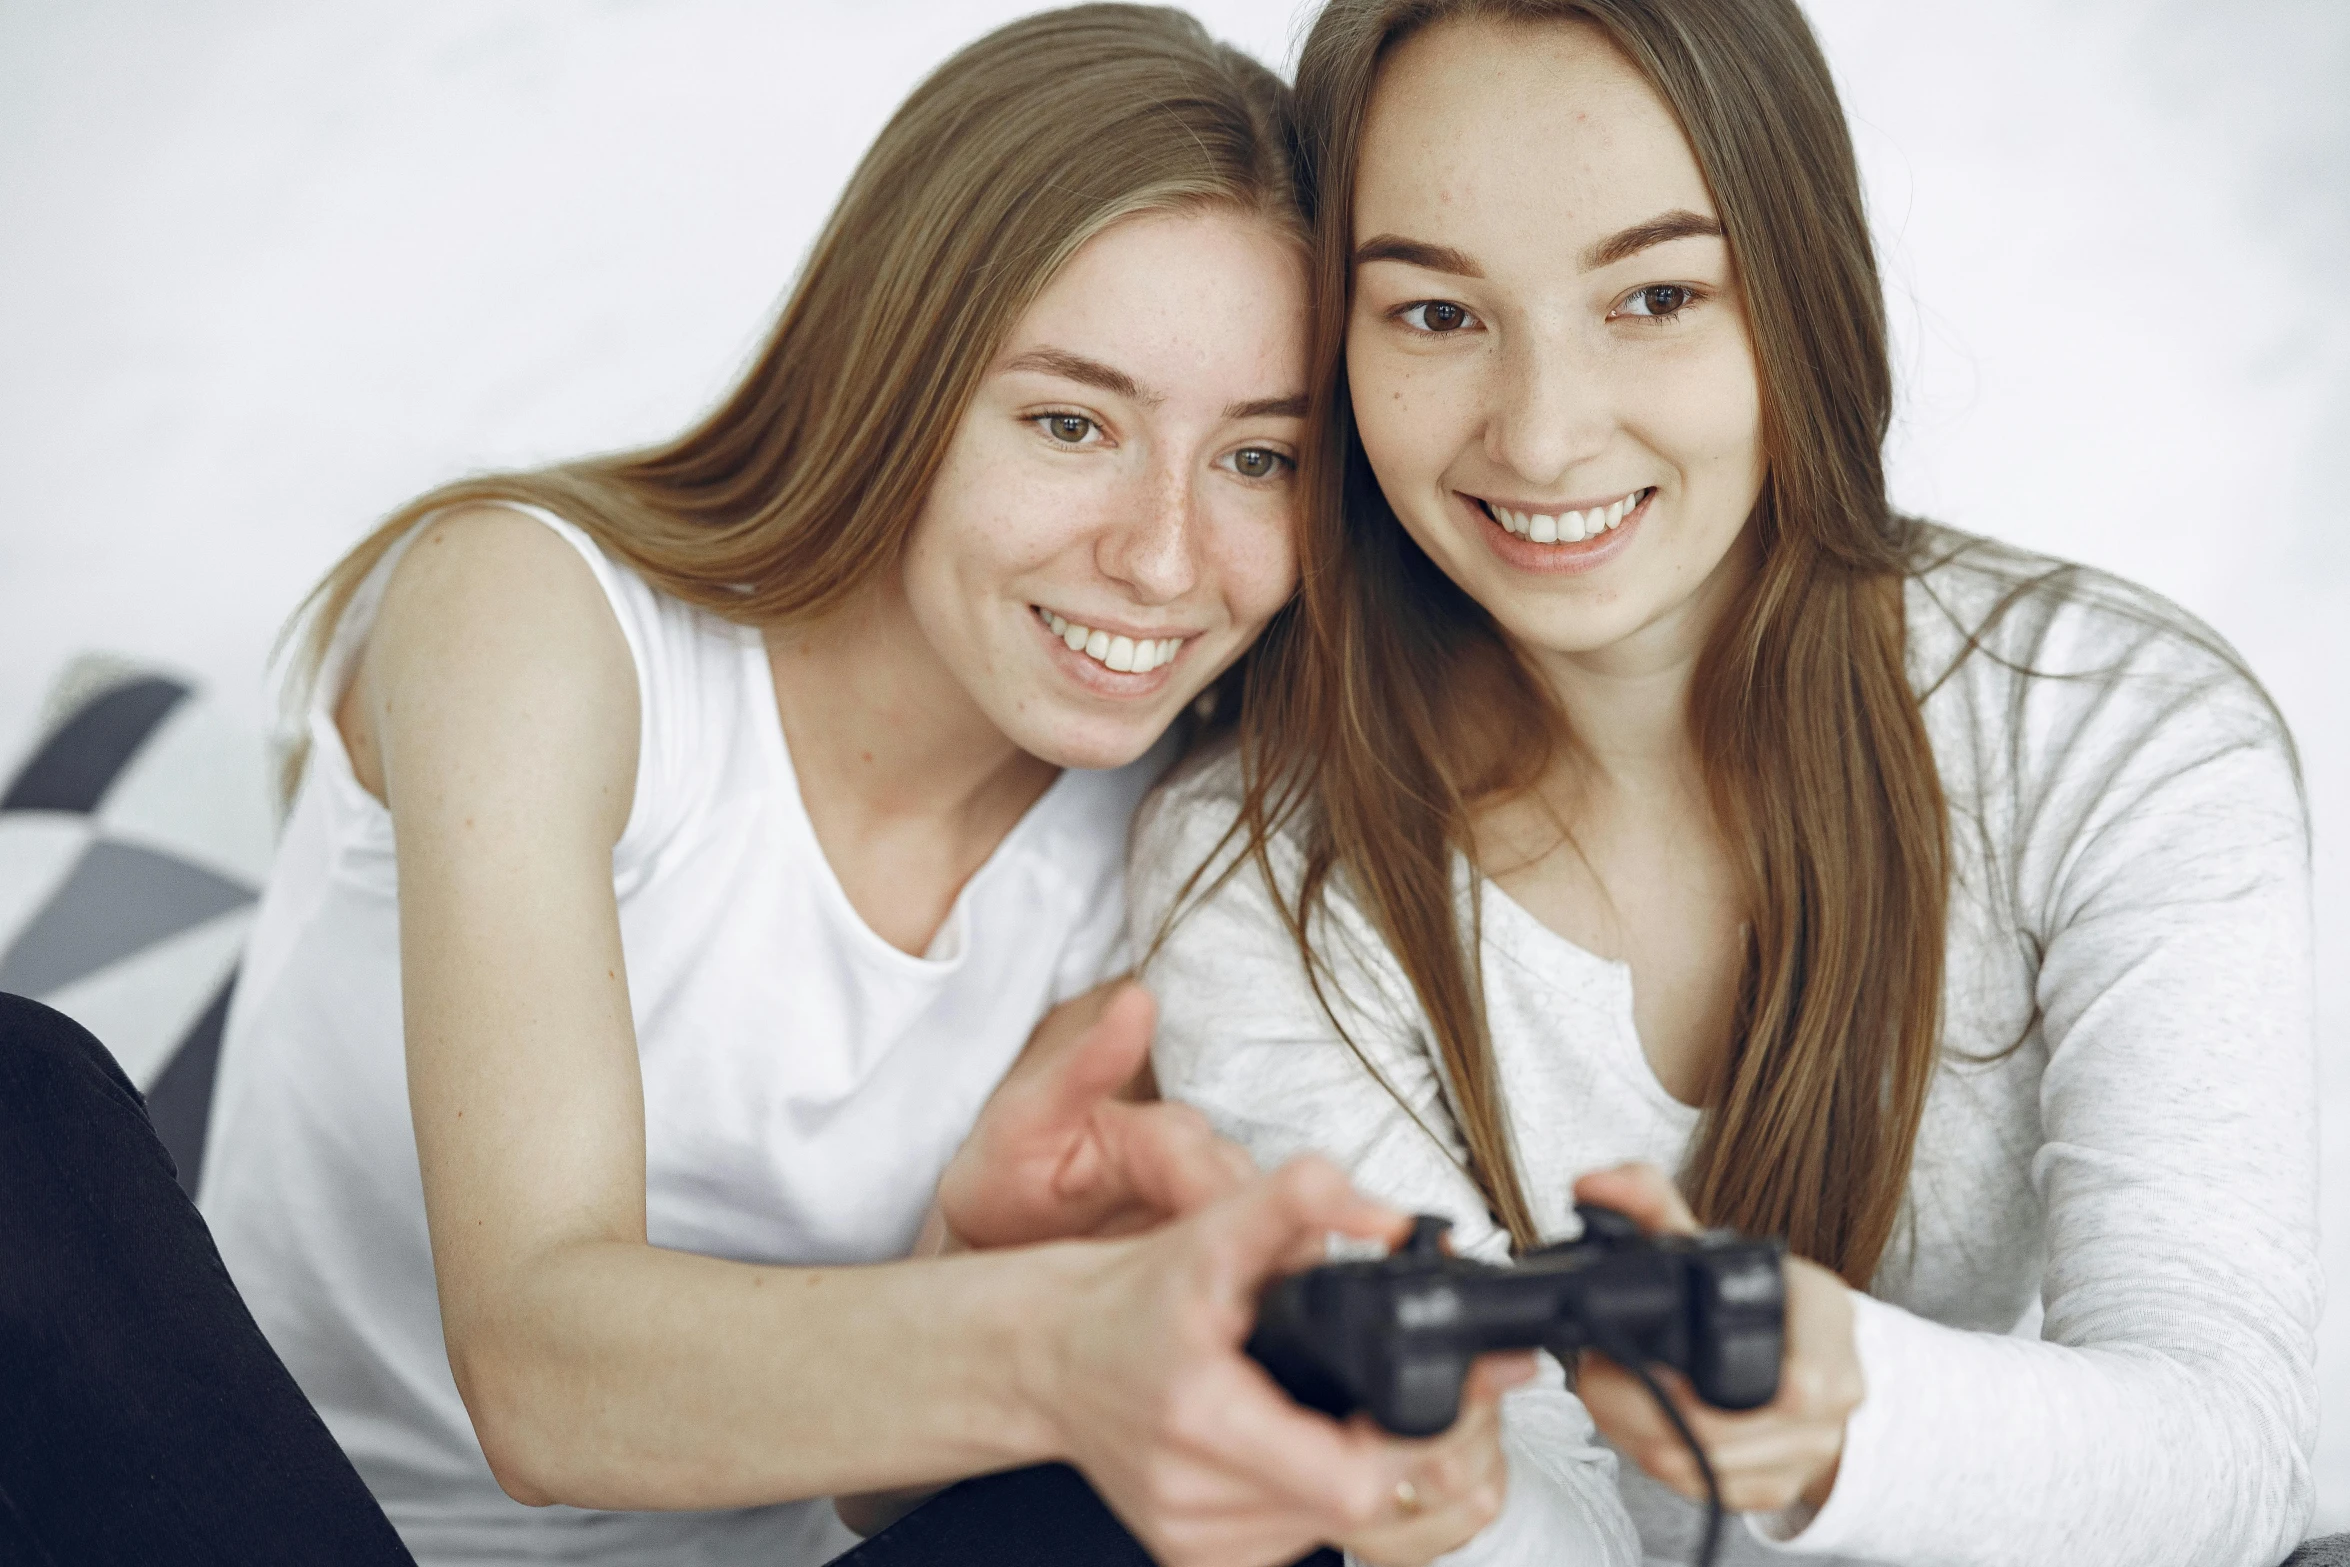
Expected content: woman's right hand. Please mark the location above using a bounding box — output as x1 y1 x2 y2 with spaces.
1330 1356 1526 1567
1043 1155 1531 1567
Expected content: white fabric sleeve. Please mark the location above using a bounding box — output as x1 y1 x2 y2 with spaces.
1754 638 2319 1565
1131 778 1641 1567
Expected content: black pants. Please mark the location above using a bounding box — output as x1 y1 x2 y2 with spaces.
0 992 414 1565
0 993 1335 1566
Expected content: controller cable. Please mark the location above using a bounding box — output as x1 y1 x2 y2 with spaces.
1585 1328 1725 1567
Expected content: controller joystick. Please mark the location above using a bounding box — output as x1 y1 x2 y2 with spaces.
1399 1214 1452 1259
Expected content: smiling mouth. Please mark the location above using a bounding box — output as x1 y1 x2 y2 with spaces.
1033 606 1186 674
1476 488 1653 543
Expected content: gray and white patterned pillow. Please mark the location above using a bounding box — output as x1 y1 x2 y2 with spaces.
0 657 276 1191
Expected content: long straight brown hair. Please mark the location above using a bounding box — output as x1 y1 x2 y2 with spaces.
1232 0 1948 1285
279 4 1300 794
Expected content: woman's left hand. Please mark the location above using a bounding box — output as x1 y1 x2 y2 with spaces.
927 978 1257 1253
1571 1163 1863 1517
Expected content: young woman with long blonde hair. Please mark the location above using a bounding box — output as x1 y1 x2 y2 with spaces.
1137 1 2318 1563
0 8 1525 1567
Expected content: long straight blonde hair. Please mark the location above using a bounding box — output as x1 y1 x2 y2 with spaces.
281 4 1301 795
1225 0 1947 1286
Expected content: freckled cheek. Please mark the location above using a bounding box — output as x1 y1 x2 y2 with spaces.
1202 501 1300 627
935 488 1104 600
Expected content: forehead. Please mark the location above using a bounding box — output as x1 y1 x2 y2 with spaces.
1355 17 1714 248
1001 207 1307 387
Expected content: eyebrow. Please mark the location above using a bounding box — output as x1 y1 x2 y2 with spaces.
1003 347 1303 423
1581 208 1724 270
1354 234 1484 278
1225 392 1308 420
1000 347 1161 407
1353 208 1726 280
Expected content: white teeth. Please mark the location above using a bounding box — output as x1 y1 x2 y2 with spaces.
1486 489 1646 544
1036 607 1183 674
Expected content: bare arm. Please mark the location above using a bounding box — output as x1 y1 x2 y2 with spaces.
357 510 1058 1506
353 510 1485 1566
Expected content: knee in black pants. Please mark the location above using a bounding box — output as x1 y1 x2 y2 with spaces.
0 992 414 1566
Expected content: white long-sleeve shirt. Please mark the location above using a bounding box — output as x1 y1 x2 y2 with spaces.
1131 529 2318 1567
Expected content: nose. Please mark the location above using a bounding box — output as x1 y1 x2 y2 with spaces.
1094 458 1201 606
1482 319 1610 488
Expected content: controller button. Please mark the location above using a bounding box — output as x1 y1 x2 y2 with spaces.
1396 1285 1463 1329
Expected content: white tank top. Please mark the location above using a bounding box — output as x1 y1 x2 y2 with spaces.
199 507 1174 1565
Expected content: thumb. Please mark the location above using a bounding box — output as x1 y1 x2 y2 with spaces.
1573 1161 1701 1236
1032 982 1157 1125
1198 1155 1407 1307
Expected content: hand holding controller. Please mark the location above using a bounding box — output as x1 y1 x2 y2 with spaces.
1244 1203 1785 1438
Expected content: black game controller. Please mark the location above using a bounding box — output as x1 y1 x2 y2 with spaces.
1245 1203 1786 1438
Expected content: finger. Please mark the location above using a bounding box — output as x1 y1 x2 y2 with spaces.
1195 1157 1408 1307
1035 982 1159 1125
1335 1407 1512 1564
1119 1049 1160 1104
1169 1357 1418 1533
1699 1419 1843 1478
1577 1354 1729 1495
1629 1426 1830 1514
1581 1354 1824 1507
1582 1353 1756 1448
1570 1161 1700 1235
1459 1350 1539 1404
1339 1482 1507 1567
1095 1100 1258 1217
1017 975 1128 1064
1327 1351 1520 1504
1162 1364 1513 1557
1575 1354 1676 1445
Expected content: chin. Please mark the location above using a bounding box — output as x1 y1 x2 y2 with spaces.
1010 707 1175 772
1496 600 1662 657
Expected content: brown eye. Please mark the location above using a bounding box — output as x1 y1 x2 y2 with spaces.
1399 300 1478 334
1043 413 1095 444
1229 447 1285 480
1621 285 1695 319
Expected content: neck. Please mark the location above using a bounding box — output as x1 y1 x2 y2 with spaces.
1522 528 1757 791
765 585 1056 835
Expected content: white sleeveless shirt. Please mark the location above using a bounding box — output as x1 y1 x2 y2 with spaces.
199 507 1174 1565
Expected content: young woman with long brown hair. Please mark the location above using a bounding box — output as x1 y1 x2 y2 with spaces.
1135 1 2319 1563
160 7 1528 1566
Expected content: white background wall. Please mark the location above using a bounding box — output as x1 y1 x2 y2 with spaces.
4 0 2344 1531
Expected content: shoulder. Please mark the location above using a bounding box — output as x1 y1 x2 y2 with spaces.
1133 738 1247 847
365 505 639 725
1904 523 2294 775
1127 740 1282 917
1901 524 2305 914
1123 739 1393 980
1905 523 2271 706
355 505 641 842
373 503 626 649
